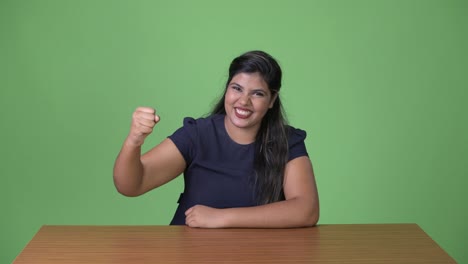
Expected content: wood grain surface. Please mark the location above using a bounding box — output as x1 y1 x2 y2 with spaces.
13 224 456 263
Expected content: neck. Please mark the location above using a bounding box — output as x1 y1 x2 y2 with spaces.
224 116 259 145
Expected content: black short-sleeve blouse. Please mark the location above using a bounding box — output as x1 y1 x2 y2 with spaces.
168 114 308 225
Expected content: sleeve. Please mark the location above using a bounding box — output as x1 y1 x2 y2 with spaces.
167 117 198 165
287 127 309 161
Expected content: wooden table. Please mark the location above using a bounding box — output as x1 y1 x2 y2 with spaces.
14 224 456 263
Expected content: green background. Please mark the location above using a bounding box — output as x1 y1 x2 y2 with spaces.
1 0 467 263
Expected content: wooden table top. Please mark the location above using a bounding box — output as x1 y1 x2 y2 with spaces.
14 224 456 263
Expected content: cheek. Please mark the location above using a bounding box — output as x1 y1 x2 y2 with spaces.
224 92 237 104
253 101 271 113
224 95 232 105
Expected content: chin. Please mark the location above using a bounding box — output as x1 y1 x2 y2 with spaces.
232 119 250 128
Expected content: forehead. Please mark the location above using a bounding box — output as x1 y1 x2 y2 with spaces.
230 72 269 90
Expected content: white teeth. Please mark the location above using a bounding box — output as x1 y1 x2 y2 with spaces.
236 108 251 116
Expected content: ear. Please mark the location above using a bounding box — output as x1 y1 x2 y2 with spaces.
269 92 278 108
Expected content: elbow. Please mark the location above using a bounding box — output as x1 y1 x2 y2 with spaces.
301 205 320 227
288 197 320 227
116 187 140 197
113 178 141 197
305 210 319 227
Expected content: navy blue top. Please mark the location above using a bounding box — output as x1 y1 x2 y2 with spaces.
168 114 308 225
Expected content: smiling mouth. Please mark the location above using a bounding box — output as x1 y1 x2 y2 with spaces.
235 108 252 118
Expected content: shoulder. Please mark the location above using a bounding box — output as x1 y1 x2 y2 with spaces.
172 114 225 140
285 125 309 160
168 115 224 163
179 114 224 131
286 125 307 144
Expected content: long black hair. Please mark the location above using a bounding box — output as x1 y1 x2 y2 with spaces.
211 50 289 205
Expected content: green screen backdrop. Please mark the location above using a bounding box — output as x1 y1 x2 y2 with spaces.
1 0 467 263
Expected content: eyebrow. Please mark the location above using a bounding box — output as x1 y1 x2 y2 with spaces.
230 82 243 88
230 82 268 92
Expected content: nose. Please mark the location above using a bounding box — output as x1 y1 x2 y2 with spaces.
238 93 251 105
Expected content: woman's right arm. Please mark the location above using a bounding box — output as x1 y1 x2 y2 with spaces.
113 107 186 197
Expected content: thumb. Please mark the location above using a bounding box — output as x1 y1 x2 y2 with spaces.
154 114 160 123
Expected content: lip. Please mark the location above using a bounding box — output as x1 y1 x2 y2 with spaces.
234 107 252 119
235 107 252 112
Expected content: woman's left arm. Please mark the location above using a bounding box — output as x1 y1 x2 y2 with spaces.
185 156 319 228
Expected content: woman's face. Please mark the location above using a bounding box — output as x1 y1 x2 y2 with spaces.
224 72 277 136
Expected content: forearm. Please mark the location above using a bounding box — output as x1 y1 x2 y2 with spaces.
113 139 144 196
223 197 319 228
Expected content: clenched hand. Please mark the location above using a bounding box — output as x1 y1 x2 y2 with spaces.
127 107 160 147
185 205 227 228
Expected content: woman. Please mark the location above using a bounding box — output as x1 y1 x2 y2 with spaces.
113 50 319 228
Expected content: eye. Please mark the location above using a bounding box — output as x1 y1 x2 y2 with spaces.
231 85 242 92
252 91 266 97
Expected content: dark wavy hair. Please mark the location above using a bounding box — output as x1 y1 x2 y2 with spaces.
211 50 288 205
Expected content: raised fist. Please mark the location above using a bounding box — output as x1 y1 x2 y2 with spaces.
127 107 160 146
